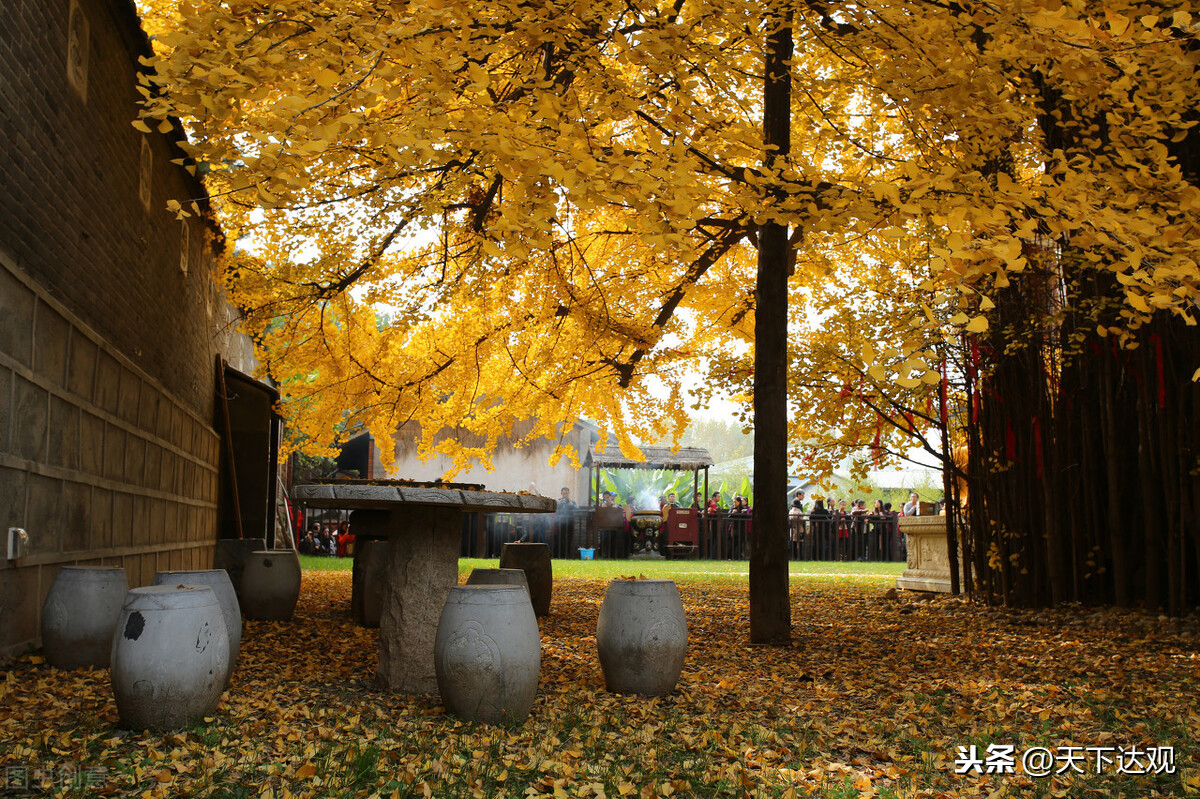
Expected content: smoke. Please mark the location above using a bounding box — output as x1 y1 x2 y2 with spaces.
636 490 660 511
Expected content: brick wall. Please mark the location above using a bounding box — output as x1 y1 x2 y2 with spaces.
0 0 257 656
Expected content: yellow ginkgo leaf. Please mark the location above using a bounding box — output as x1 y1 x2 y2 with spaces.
964 315 989 333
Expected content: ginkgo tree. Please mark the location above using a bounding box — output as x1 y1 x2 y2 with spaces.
136 0 1200 625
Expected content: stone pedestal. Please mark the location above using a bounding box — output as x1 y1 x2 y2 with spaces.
896 515 967 593
349 510 390 627
376 506 461 694
351 539 390 628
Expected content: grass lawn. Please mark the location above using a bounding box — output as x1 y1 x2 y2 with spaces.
300 554 907 591
2 563 1196 798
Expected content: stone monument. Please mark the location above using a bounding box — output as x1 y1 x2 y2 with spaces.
895 514 968 593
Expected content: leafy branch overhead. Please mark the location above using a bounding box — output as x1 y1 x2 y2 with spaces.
135 0 1199 475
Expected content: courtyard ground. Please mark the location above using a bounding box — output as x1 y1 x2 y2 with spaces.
1 561 1197 798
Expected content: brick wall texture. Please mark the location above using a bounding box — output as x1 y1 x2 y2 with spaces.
0 0 257 655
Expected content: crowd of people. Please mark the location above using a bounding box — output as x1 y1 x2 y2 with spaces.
297 519 355 557
299 487 933 562
784 490 933 561
572 486 924 561
585 488 755 552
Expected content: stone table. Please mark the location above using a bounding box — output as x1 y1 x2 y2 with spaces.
292 482 556 693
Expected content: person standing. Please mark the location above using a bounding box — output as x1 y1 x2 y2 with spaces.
702 492 722 556
835 499 852 561
789 494 806 559
810 499 832 560
868 499 886 560
298 528 317 555
336 520 353 557
726 495 750 559
885 501 903 559
851 499 869 560
557 487 577 513
903 492 920 517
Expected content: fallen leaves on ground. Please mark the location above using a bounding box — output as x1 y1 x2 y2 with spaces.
1 571 1197 798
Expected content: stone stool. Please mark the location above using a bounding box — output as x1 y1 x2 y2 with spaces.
499 542 552 616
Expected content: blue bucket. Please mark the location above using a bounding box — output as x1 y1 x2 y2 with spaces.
578 548 595 560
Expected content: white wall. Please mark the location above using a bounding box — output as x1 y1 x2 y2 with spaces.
373 421 595 503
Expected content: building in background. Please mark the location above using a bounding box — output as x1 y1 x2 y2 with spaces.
331 419 599 500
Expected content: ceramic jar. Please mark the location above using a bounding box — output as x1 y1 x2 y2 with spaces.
596 578 688 695
240 550 301 621
465 567 530 597
213 538 267 602
41 566 128 669
153 569 241 685
434 585 541 724
110 585 229 730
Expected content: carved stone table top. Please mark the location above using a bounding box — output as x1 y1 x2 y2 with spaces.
291 482 556 515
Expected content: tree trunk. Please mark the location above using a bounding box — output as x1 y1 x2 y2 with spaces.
749 9 792 645
1099 349 1131 606
940 377 960 595
1137 380 1164 610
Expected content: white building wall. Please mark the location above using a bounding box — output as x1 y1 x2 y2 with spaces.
372 421 596 504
